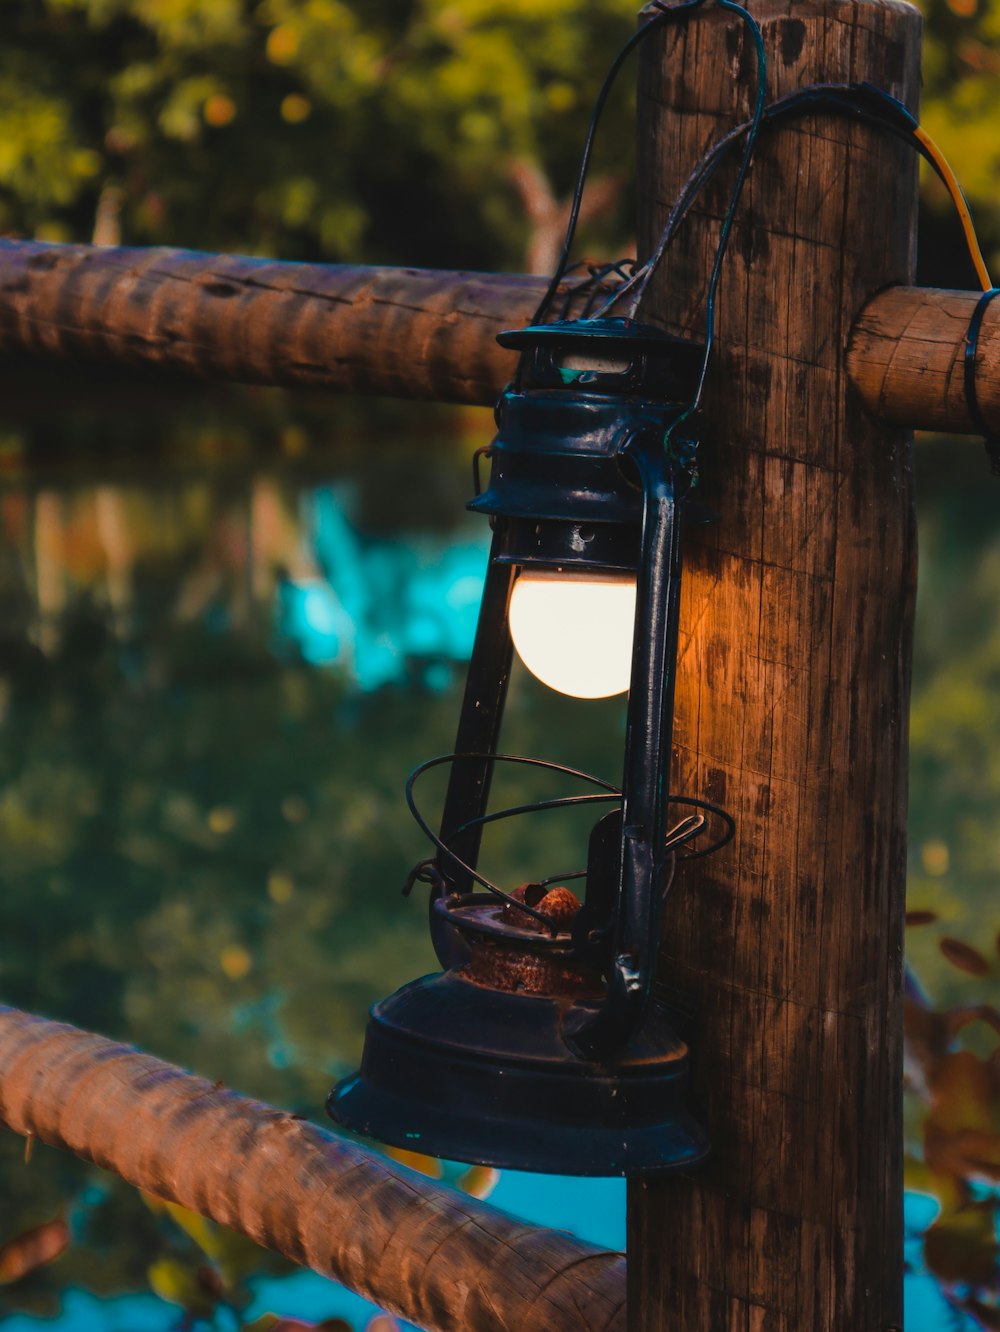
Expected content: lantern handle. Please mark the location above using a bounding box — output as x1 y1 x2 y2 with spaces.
529 0 708 330
568 433 688 1061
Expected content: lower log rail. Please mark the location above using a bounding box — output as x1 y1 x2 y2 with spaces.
0 1006 626 1332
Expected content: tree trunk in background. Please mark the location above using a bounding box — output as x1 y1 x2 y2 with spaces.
507 158 622 275
629 2 920 1328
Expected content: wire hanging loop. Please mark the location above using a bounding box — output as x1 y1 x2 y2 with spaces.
662 0 768 443
540 0 768 450
625 82 992 319
963 287 1000 476
602 0 768 331
528 0 710 331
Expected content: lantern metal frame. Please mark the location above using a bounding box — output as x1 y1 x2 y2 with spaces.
328 0 765 1185
329 317 734 1175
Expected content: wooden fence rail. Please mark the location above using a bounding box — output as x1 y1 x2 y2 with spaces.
0 240 543 405
847 284 1000 434
0 1006 626 1332
0 239 997 435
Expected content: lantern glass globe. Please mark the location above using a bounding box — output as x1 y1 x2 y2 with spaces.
508 570 636 699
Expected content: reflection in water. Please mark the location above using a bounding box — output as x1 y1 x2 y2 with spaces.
7 472 489 690
277 484 487 688
0 457 498 1326
0 460 504 1081
0 451 634 1329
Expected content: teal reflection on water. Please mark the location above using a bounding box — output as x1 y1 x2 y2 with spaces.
1 1174 627 1332
489 1171 626 1249
276 483 488 689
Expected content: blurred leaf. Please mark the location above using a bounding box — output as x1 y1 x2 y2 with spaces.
964 1299 1000 1330
381 1145 444 1180
147 1256 218 1316
903 1158 966 1220
195 1264 225 1299
925 1052 1000 1185
924 1203 998 1286
906 909 940 927
147 1195 263 1289
0 1217 69 1285
929 1052 996 1138
209 1224 268 1286
928 1125 1000 1185
158 1199 224 1260
456 1164 500 1200
940 937 991 976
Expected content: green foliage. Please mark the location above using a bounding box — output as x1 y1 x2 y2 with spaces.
902 440 1000 1328
907 441 1000 1012
2 0 997 292
0 1216 70 1285
913 0 1000 283
2 0 999 281
920 0 1000 196
1 0 639 267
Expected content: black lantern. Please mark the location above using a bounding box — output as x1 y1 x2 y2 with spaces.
328 316 733 1175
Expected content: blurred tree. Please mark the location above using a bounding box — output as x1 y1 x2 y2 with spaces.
2 1 998 283
920 0 1000 203
2 0 640 271
916 0 1000 287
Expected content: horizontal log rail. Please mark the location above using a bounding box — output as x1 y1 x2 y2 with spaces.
0 235 996 431
0 240 996 434
0 240 541 405
0 1006 626 1332
847 285 1000 434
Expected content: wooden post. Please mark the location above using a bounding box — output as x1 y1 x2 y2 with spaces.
630 3 920 1330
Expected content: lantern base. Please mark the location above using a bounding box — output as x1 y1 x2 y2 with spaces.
327 971 709 1177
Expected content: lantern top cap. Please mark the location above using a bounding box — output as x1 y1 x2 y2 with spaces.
497 316 701 355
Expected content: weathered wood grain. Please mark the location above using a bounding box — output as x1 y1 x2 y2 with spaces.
629 2 919 1329
0 1005 626 1332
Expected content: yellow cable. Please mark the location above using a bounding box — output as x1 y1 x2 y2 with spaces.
913 124 993 292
